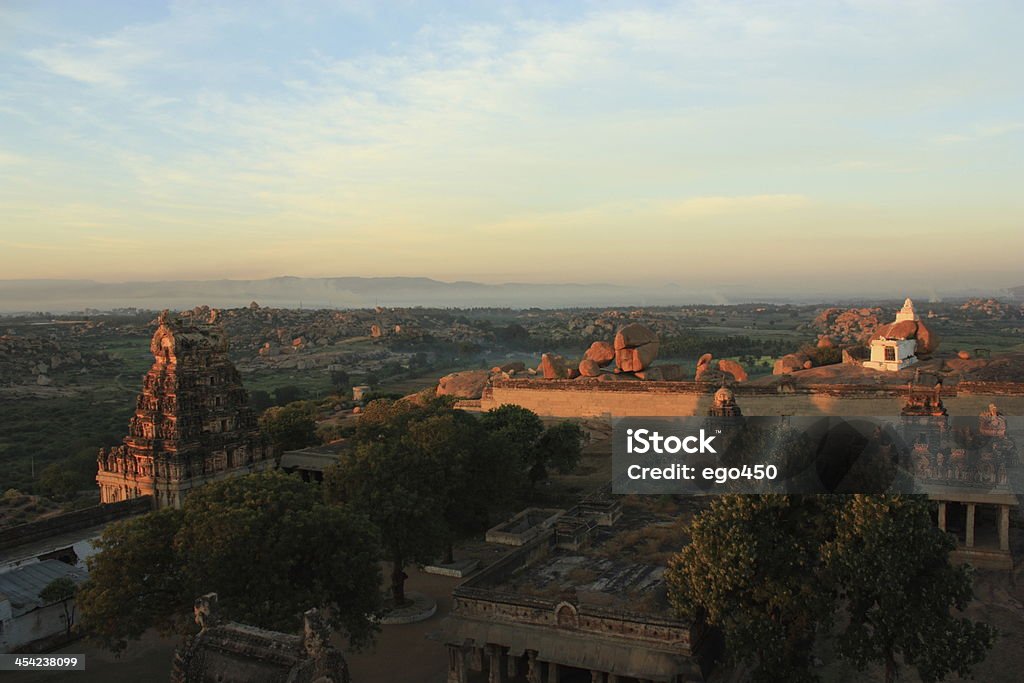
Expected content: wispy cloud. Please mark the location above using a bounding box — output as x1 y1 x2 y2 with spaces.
27 39 155 87
934 122 1024 144
665 195 810 218
1 1 1023 286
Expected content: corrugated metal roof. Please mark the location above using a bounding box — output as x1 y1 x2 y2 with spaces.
0 560 87 617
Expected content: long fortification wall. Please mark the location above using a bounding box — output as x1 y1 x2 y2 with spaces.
477 379 1024 418
0 496 153 555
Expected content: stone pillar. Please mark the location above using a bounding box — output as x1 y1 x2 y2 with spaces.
937 502 947 532
487 645 507 683
590 671 605 683
547 661 560 683
447 645 468 683
507 654 521 679
469 647 484 672
526 651 542 683
607 675 621 683
966 503 976 548
1000 505 1010 552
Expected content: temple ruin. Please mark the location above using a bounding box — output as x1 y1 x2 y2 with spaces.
171 593 351 683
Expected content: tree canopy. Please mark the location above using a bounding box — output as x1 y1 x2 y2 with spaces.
77 471 381 654
822 495 995 683
666 494 994 683
324 398 582 606
259 401 319 452
667 495 837 682
479 404 584 487
324 397 508 603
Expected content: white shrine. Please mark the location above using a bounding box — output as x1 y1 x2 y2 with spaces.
863 298 920 372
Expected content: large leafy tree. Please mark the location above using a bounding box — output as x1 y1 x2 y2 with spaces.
667 494 994 683
324 398 581 604
533 421 584 485
77 472 381 654
479 404 584 488
326 397 504 603
324 437 448 606
404 410 514 563
822 495 995 683
259 401 318 452
479 404 544 473
666 495 837 682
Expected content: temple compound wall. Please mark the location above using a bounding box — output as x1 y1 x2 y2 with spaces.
477 379 1024 419
96 312 274 509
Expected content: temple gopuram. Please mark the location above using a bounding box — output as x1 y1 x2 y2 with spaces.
96 311 273 509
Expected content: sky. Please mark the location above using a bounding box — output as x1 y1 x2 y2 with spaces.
1 0 1022 296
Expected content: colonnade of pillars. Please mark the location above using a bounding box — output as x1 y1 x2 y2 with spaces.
447 644 656 683
936 501 1010 552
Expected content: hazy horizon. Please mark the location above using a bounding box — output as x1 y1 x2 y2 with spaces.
1 274 1020 314
2 1 1023 287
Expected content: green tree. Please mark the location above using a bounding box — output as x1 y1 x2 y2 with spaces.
39 577 78 638
480 405 583 487
480 404 544 488
77 472 381 654
668 495 995 682
353 396 446 442
327 397 512 598
259 401 318 452
666 495 837 682
532 421 584 485
249 389 273 412
330 369 351 394
38 463 79 500
822 495 994 683
405 410 512 563
324 438 447 606
38 447 100 500
273 385 305 405
76 508 183 652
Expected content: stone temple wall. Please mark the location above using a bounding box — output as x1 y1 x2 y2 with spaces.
479 380 1024 419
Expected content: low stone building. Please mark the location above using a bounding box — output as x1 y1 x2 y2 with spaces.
279 440 352 483
443 489 711 683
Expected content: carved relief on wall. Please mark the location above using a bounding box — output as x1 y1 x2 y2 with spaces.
554 602 579 629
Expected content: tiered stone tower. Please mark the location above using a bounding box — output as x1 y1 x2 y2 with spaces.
97 311 273 509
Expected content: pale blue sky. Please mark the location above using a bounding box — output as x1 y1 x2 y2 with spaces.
1 1 1022 294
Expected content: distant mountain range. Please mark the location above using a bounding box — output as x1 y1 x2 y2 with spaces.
0 277 1019 313
0 277 772 312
